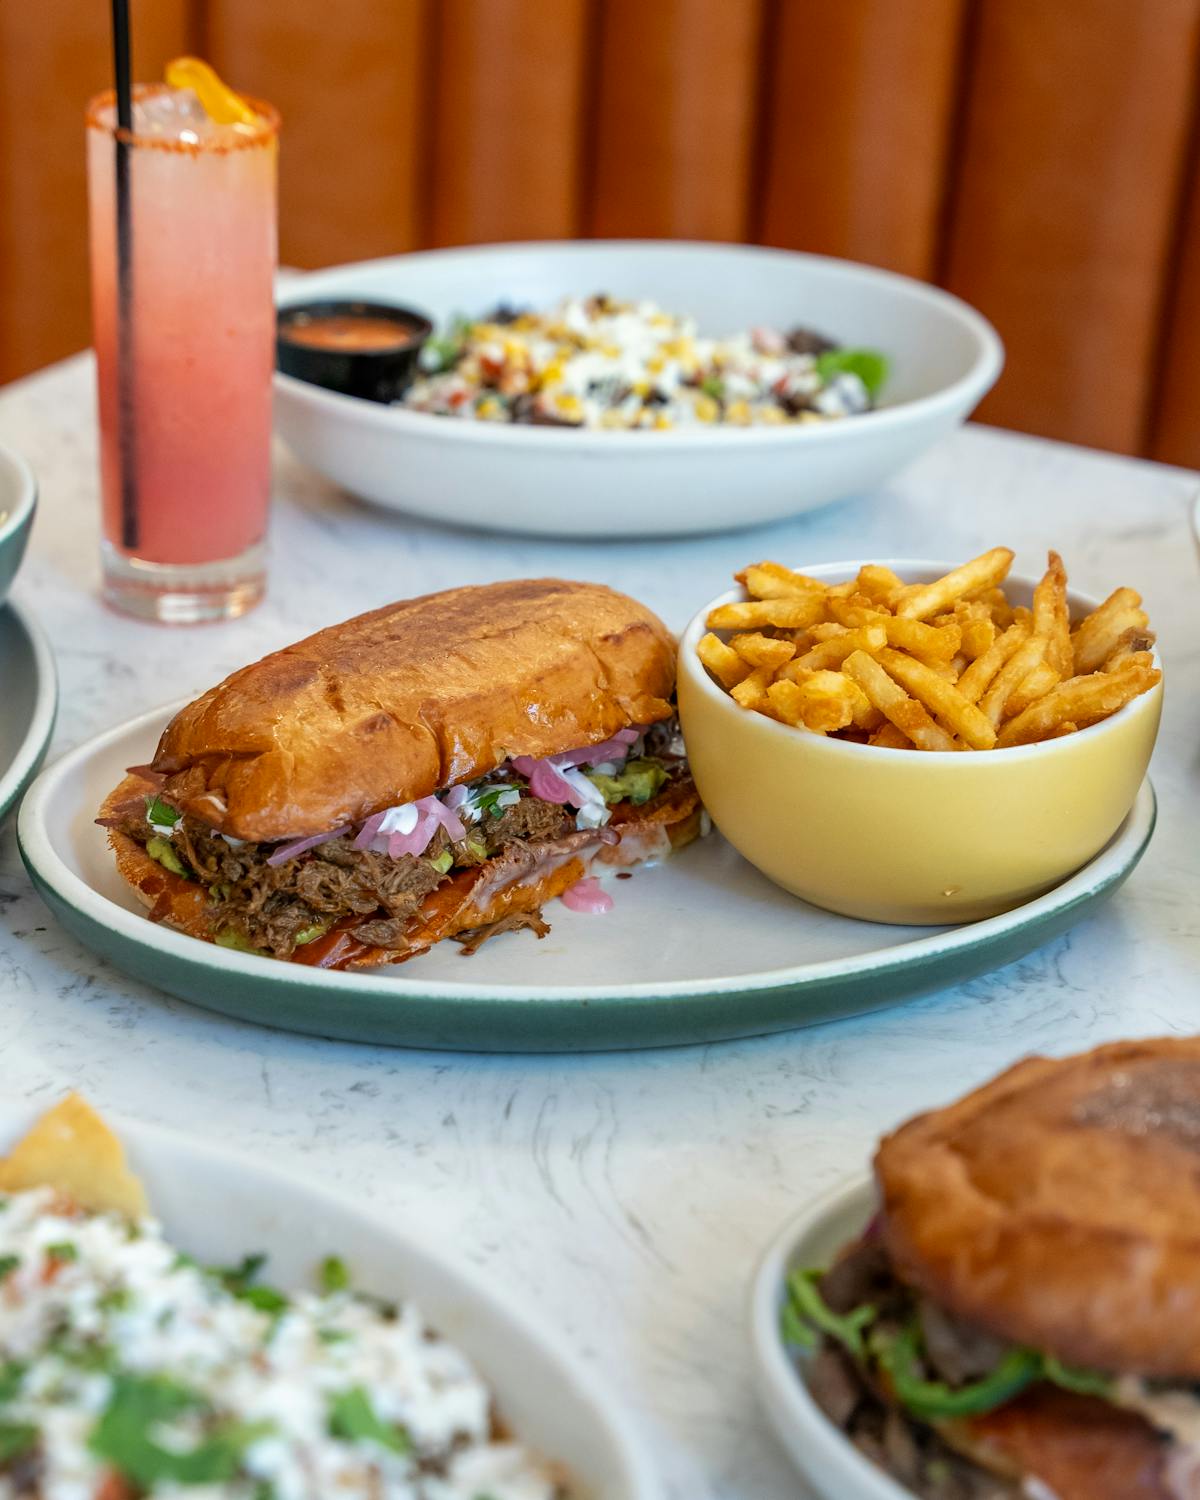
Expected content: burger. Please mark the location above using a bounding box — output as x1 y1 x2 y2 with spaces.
787 1038 1200 1499
98 578 703 968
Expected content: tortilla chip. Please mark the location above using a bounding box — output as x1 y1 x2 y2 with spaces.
0 1094 148 1218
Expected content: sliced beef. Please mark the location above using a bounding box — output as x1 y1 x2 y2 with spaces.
919 1296 1010 1387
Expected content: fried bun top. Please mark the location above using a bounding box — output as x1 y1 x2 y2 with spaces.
875 1037 1200 1378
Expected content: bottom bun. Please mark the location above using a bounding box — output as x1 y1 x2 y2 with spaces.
951 1387 1171 1500
107 788 702 969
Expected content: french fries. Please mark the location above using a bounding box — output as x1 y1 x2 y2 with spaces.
700 548 1161 750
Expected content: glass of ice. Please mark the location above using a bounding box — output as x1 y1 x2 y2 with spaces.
86 83 279 623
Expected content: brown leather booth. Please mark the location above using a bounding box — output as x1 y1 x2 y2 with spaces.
4 0 1199 464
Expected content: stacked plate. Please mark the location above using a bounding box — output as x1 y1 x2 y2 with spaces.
0 442 55 826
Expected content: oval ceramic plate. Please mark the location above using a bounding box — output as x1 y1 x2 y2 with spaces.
749 1176 914 1500
273 241 1001 537
0 597 58 826
0 1104 654 1500
17 702 1154 1052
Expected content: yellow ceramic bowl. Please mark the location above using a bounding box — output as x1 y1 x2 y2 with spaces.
677 560 1163 925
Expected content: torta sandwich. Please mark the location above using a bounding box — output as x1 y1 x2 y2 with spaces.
99 578 703 969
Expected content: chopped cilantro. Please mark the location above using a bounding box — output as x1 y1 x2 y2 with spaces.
236 1284 289 1315
0 1360 26 1402
473 784 520 819
328 1385 410 1454
89 1375 272 1487
318 1328 351 1345
145 795 180 829
0 1423 37 1464
0 1254 18 1279
46 1241 78 1263
319 1256 350 1294
98 1287 131 1313
815 348 889 398
213 1252 267 1290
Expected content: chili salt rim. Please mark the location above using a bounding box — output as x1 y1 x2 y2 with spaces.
85 83 279 154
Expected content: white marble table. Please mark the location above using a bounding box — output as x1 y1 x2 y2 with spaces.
1 354 1198 1499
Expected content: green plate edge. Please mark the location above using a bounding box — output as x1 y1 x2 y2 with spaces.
22 786 1155 1053
0 601 57 828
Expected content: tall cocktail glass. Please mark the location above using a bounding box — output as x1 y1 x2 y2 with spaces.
86 84 279 623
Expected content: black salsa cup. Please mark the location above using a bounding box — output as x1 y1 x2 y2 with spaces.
276 300 434 404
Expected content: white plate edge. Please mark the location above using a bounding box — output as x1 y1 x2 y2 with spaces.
0 594 58 817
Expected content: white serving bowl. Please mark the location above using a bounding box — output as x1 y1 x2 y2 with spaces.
0 1105 656 1500
274 241 1002 538
749 1176 914 1500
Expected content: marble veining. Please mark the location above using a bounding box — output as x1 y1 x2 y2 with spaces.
1 354 1199 1499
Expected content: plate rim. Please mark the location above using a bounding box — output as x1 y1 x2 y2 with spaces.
749 1173 914 1500
0 1102 659 1500
0 594 58 825
273 238 1004 452
18 697 1156 1007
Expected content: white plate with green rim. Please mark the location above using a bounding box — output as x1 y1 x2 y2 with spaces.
0 597 58 827
0 1103 654 1500
18 701 1154 1053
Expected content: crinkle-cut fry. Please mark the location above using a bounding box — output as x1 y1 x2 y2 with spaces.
1104 629 1157 670
896 548 1015 621
736 561 827 599
956 619 1032 705
1032 550 1073 678
996 660 1161 747
730 631 796 669
876 647 997 749
1071 587 1149 674
786 623 888 674
768 671 858 733
697 632 751 689
1005 660 1060 718
842 650 958 751
855 564 906 606
980 634 1051 728
870 721 912 749
729 664 777 712
707 595 828 631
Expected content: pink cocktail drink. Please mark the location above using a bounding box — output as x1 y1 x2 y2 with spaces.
87 85 278 622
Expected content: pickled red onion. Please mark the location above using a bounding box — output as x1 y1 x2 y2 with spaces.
561 877 613 914
267 826 351 866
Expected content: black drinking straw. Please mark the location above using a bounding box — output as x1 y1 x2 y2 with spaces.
111 0 138 549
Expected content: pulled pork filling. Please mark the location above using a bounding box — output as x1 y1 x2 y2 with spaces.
787 1236 1192 1500
110 722 692 959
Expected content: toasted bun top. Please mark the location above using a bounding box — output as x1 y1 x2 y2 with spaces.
151 579 676 841
875 1038 1200 1377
